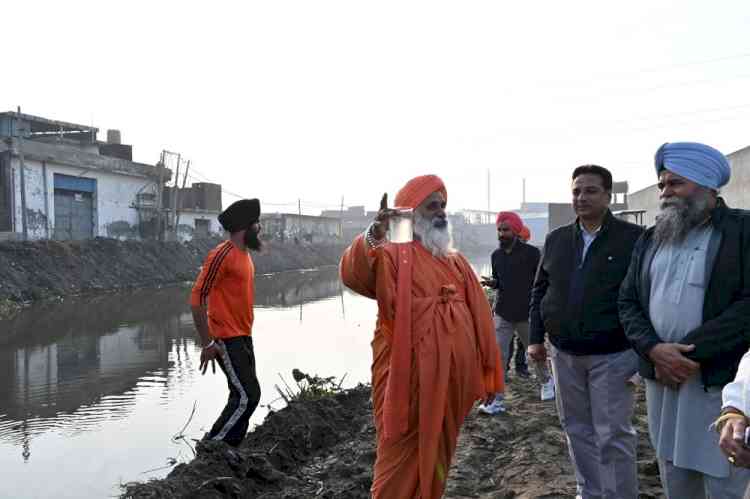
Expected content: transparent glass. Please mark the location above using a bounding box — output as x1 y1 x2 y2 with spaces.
388 207 414 243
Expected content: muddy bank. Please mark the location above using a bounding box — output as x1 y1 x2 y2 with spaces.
122 386 374 499
0 238 346 309
122 374 664 499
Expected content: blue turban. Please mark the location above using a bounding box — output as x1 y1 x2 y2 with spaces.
655 142 731 190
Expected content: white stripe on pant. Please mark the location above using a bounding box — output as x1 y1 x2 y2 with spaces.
550 345 639 499
213 340 249 441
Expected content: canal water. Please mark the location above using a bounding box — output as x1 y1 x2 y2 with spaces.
0 258 491 499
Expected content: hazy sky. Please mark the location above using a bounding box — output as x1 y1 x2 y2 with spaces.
4 1 750 214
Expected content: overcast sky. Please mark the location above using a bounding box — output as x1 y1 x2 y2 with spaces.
4 1 750 214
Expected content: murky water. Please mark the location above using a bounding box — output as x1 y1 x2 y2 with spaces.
0 257 491 499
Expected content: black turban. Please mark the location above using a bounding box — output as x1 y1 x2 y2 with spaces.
218 199 261 233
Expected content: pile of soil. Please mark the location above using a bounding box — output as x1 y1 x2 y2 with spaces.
122 386 373 499
122 375 664 499
0 237 346 307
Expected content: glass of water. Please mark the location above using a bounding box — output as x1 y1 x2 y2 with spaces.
388 207 414 243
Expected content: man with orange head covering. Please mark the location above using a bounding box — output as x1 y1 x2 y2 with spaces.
519 225 531 242
480 212 553 415
340 174 503 498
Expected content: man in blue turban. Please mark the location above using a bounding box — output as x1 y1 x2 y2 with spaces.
655 142 731 191
620 142 750 498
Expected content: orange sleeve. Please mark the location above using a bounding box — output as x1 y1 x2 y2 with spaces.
339 234 378 299
374 245 398 322
459 255 505 395
190 243 232 307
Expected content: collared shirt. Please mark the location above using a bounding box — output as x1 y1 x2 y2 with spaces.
579 222 602 264
645 225 727 477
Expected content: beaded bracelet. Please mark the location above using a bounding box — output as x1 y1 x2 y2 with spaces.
365 222 386 249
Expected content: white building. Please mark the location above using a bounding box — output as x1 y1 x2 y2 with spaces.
261 212 342 244
162 182 224 242
0 112 170 241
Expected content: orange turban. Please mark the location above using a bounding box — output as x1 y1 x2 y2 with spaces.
495 211 523 234
519 225 531 242
394 175 447 209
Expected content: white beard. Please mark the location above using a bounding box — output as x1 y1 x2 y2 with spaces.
414 212 455 257
654 190 712 246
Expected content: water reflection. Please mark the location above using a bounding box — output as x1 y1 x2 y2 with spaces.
0 289 179 460
0 267 345 465
255 266 342 308
0 258 489 498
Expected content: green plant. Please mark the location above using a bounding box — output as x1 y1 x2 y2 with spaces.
270 369 347 407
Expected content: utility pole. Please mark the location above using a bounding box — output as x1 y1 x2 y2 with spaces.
298 198 302 239
522 178 527 206
16 110 29 241
155 151 166 240
171 154 181 240
174 160 190 235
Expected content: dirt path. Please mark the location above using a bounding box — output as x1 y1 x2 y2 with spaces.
445 375 663 499
123 374 665 499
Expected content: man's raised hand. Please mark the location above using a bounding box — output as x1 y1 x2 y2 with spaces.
373 193 398 240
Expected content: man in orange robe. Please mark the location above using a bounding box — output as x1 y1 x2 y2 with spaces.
340 174 504 498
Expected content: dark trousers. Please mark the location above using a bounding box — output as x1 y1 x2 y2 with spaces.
506 334 529 373
208 336 261 446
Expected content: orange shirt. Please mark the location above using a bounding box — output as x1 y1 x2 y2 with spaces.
190 240 255 339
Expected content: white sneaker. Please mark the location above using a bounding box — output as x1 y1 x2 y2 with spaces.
479 398 506 415
540 379 555 401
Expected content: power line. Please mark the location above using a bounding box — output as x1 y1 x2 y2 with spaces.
525 50 750 89
184 170 356 211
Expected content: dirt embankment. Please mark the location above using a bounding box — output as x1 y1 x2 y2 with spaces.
0 238 346 308
122 374 664 499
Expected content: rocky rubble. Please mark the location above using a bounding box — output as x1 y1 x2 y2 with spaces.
0 237 346 311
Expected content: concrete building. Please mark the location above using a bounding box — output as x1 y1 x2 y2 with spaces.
0 112 170 241
162 182 223 241
628 145 750 227
321 205 377 242
261 212 342 244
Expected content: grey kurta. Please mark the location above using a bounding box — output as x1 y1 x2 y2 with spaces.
645 224 729 477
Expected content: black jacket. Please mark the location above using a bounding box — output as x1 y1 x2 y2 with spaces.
529 210 643 355
490 240 541 323
619 198 750 388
